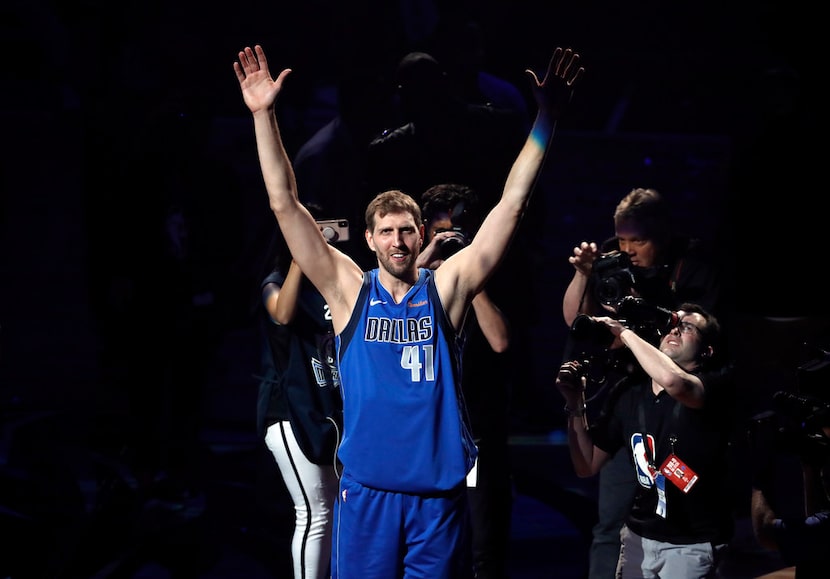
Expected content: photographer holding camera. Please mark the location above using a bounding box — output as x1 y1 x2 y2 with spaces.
417 183 514 579
560 187 724 578
556 303 735 578
563 188 721 327
749 353 830 578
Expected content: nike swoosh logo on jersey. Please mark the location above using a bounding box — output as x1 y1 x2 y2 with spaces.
370 298 386 306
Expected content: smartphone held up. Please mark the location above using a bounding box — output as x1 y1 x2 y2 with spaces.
317 219 350 243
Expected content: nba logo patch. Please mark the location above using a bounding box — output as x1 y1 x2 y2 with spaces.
630 433 657 487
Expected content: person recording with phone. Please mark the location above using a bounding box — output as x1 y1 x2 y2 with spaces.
555 302 735 578
256 206 345 579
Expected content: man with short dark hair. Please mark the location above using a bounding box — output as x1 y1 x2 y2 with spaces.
417 183 513 578
556 303 735 578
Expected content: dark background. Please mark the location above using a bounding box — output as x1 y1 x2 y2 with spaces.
1 1 826 577
3 0 824 408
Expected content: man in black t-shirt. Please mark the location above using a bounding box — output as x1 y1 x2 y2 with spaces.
561 187 724 579
556 303 735 577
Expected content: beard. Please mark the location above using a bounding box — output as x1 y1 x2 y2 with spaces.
376 248 416 278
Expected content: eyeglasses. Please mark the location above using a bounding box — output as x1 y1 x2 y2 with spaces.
677 321 701 336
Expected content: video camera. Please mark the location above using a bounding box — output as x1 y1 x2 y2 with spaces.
566 297 679 399
566 252 679 397
569 296 678 356
592 251 639 307
749 347 830 463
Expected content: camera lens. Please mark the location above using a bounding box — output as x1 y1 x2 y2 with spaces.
439 236 466 258
321 226 339 242
591 251 636 307
570 314 615 349
596 278 625 307
617 296 678 332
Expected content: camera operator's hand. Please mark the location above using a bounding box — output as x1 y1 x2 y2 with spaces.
556 361 587 408
568 241 599 276
563 241 603 325
416 230 468 269
592 315 627 348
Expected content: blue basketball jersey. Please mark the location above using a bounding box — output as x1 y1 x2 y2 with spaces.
335 268 477 492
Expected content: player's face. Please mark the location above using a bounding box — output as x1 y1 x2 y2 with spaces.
366 211 424 276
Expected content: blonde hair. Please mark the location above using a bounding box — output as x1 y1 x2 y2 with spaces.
613 188 670 243
365 190 422 232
